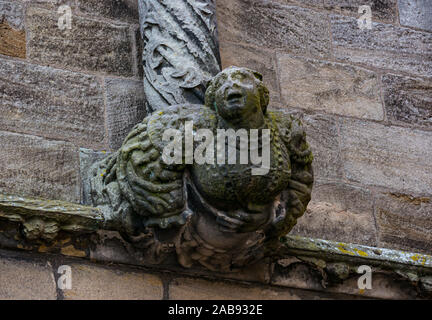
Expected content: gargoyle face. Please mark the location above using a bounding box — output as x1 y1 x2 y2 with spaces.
205 67 270 129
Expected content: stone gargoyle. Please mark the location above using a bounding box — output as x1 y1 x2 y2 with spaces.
90 66 314 272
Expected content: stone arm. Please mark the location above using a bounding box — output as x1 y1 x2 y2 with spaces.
266 115 314 246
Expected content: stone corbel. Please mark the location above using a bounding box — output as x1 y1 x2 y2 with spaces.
0 194 103 241
1 196 432 298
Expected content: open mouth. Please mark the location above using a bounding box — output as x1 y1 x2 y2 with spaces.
227 92 243 103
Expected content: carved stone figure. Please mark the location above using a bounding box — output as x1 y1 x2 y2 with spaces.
138 0 221 113
90 67 314 272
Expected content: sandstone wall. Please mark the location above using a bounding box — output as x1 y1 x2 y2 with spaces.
216 0 432 254
2 239 429 300
0 0 146 204
0 0 431 254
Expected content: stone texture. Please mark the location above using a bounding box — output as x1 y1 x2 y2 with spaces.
340 119 432 195
105 78 146 150
134 26 144 79
375 192 432 254
331 15 432 77
75 0 139 23
0 131 80 203
292 183 378 246
277 54 383 120
301 113 343 181
217 0 331 58
27 7 134 76
0 194 103 236
169 277 351 300
89 231 141 265
271 261 324 291
283 0 323 8
220 41 281 105
0 257 57 300
80 149 111 205
21 0 76 11
0 20 26 58
399 0 432 32
0 1 24 29
328 272 418 300
272 255 420 299
89 230 272 284
324 0 398 23
0 58 106 149
139 0 221 112
383 74 432 129
0 1 25 58
62 264 163 300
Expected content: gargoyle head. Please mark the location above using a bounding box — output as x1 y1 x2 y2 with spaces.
205 67 270 129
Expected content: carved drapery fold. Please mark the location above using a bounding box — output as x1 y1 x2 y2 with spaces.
138 0 221 112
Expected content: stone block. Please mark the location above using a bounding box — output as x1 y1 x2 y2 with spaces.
277 54 383 120
399 0 432 32
375 192 432 254
27 6 134 76
324 0 397 23
21 0 76 11
169 277 344 300
383 74 432 129
272 259 418 299
0 20 26 58
0 1 26 58
105 77 146 150
340 119 432 195
292 183 378 246
329 272 418 300
284 0 323 8
0 1 24 29
62 264 163 300
301 113 343 181
80 149 111 205
270 0 324 8
220 41 281 105
0 58 106 149
134 26 144 79
75 0 139 23
331 15 432 77
217 0 331 58
271 261 324 292
0 131 80 202
0 257 57 300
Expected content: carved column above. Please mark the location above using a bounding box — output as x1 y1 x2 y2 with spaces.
138 0 222 112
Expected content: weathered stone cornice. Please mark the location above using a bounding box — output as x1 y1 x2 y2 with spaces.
282 235 432 272
0 193 431 299
0 194 103 241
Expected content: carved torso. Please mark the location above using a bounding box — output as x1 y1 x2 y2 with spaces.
190 116 292 211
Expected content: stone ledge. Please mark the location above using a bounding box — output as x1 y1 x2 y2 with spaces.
0 194 103 240
281 235 432 271
0 193 431 299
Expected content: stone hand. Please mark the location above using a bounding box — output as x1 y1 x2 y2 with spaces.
215 209 270 233
215 211 252 233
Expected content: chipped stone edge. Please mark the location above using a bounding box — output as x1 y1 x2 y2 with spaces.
281 235 432 272
0 194 103 239
0 193 431 275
